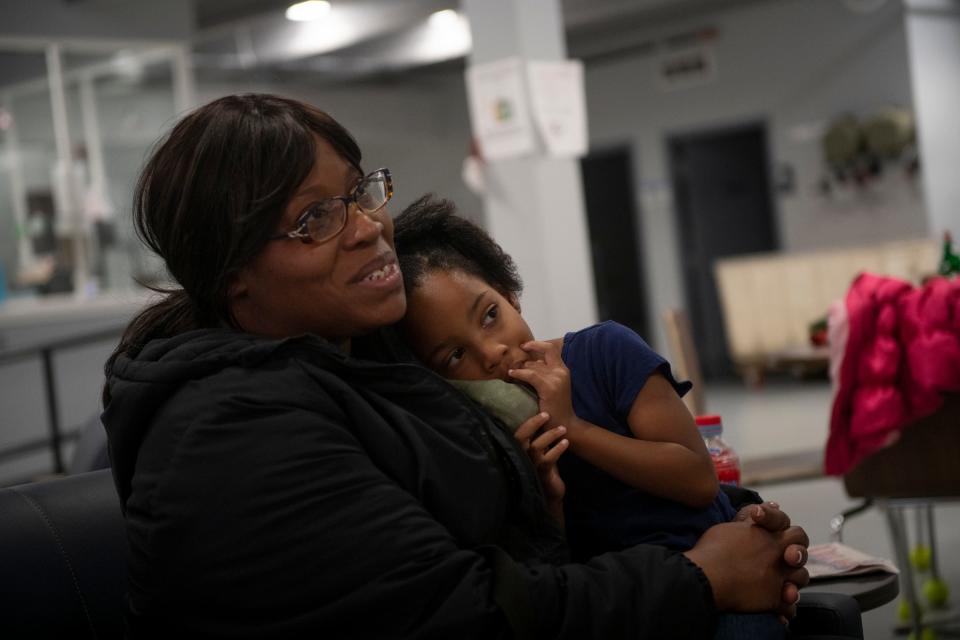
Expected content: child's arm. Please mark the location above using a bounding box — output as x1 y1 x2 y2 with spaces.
513 412 568 527
509 340 719 509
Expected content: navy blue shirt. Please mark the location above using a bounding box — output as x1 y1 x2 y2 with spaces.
559 321 736 561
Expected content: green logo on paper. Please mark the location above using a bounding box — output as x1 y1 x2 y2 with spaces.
494 99 512 122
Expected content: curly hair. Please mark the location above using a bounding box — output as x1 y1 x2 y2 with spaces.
393 194 522 299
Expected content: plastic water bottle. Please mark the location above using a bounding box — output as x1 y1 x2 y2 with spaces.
695 414 741 487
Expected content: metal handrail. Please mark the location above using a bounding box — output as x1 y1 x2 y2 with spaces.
0 325 124 473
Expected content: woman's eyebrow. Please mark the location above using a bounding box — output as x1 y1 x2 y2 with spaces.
294 168 364 201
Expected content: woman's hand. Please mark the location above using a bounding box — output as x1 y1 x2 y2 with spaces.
733 500 809 621
508 341 577 430
514 412 569 524
683 519 810 617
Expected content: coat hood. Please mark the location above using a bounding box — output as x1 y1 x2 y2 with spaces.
102 329 337 505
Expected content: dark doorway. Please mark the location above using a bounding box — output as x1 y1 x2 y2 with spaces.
668 123 778 379
580 147 648 340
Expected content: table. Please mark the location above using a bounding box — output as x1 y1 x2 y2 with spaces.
802 572 899 612
841 399 960 636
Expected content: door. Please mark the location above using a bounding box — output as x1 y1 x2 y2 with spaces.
668 123 778 379
580 147 648 340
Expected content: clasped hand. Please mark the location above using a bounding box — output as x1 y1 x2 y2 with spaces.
508 342 810 622
687 502 810 622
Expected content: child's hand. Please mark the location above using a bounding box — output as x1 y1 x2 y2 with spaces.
514 412 569 512
508 340 577 431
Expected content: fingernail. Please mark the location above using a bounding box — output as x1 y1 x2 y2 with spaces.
768 501 780 508
753 506 763 519
794 592 801 604
540 412 549 419
795 549 804 564
557 426 566 433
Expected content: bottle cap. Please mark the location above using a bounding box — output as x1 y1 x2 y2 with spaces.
696 414 723 438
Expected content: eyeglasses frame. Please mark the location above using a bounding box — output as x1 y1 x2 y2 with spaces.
269 167 393 244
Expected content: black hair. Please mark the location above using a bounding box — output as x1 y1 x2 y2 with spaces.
393 195 522 300
105 94 362 403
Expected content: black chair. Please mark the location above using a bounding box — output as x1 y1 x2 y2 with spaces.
0 470 862 638
0 470 125 639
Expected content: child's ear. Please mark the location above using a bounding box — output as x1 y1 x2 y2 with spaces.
507 293 521 313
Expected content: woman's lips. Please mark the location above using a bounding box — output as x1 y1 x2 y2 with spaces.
350 252 398 284
359 261 400 284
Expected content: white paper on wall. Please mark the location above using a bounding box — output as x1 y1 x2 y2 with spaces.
526 59 588 158
465 56 536 160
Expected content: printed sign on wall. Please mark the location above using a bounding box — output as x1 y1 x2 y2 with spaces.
465 57 536 160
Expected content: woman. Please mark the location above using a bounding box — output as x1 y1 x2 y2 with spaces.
102 93 808 638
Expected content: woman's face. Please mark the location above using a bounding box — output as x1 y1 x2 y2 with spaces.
230 135 406 347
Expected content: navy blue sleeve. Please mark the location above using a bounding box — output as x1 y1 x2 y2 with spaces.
589 321 692 417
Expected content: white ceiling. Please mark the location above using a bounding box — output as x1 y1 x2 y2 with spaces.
188 0 757 79
0 0 757 88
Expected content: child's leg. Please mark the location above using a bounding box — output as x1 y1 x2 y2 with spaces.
713 612 787 640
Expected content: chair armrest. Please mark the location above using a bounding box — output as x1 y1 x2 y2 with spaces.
789 592 863 639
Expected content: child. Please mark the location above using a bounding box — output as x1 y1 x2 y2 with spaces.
394 195 733 556
394 196 786 638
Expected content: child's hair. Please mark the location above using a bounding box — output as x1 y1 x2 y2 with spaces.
393 194 523 299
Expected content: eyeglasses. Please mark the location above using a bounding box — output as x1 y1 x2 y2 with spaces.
270 168 393 244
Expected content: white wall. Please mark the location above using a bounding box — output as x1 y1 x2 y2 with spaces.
222 2 926 354
197 73 483 223
3 2 929 358
2 68 483 292
905 0 960 240
0 0 193 41
583 0 926 352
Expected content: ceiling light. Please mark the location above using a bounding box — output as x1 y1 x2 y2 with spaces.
286 1 332 22
428 9 461 30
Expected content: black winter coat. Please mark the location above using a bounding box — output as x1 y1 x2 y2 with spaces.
103 328 719 638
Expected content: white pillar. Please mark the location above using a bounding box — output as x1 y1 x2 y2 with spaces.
905 0 960 238
46 43 91 297
1 94 33 273
171 44 197 115
462 0 597 339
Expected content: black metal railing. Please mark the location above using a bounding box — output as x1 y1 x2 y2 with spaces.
0 326 124 474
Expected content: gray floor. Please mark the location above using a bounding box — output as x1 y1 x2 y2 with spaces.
709 380 960 639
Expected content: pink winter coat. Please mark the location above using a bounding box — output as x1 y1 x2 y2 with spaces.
825 273 960 475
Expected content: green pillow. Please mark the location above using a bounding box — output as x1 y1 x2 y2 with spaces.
448 378 540 434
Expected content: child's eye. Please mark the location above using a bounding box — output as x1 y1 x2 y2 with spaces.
481 305 499 328
445 347 465 369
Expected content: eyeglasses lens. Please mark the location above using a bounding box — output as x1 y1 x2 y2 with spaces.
297 169 391 243
304 200 344 241
356 173 388 213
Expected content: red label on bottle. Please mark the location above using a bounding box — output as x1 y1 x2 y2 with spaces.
714 461 741 487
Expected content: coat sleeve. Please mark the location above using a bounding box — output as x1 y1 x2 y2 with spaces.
131 402 718 639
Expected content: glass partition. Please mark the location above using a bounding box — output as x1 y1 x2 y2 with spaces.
0 43 188 301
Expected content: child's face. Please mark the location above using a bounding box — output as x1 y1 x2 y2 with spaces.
403 269 536 381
